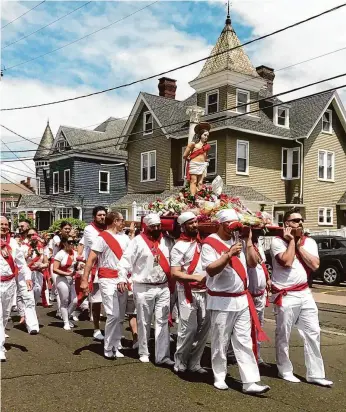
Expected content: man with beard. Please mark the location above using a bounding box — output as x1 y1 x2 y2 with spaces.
82 206 107 342
18 219 31 245
201 209 270 394
170 212 210 374
1 216 32 361
270 208 333 386
118 213 174 366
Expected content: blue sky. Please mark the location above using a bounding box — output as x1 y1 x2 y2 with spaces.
1 0 346 182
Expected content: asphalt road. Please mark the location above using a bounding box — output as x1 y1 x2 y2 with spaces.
2 302 346 412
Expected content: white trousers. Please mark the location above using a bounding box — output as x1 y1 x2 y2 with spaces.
56 276 77 326
99 278 121 352
274 290 325 379
0 278 16 353
17 278 39 333
174 289 210 372
51 269 61 312
32 271 44 304
134 283 170 363
210 308 260 384
253 294 266 361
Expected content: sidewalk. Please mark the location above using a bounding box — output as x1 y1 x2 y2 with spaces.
312 290 346 306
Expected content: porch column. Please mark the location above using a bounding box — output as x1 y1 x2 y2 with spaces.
186 105 205 143
132 201 137 221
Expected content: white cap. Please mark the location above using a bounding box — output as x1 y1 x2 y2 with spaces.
215 209 239 223
143 213 161 226
177 212 196 225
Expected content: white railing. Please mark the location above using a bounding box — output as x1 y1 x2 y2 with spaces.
309 228 346 237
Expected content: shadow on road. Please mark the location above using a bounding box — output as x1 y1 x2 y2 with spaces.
4 342 28 353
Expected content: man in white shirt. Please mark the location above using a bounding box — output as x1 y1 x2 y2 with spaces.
201 209 270 394
81 212 129 359
171 211 210 374
118 213 174 366
1 216 32 361
270 208 333 387
81 206 107 342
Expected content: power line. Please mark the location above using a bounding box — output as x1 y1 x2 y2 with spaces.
1 2 92 50
1 174 36 194
1 1 46 30
1 169 38 179
1 84 344 163
2 71 345 154
0 163 37 177
1 139 36 172
4 1 159 71
3 2 345 111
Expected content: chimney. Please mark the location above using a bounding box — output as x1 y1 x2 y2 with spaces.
26 177 31 186
256 65 275 96
158 77 177 99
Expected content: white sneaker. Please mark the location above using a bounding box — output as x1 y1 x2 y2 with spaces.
115 350 124 358
0 352 6 362
307 377 333 387
214 381 228 390
63 324 71 331
279 373 301 383
93 330 104 341
189 367 208 374
157 358 174 367
139 355 150 363
71 312 79 322
132 341 139 350
118 342 124 350
5 334 9 339
243 383 271 394
104 350 115 359
69 321 75 329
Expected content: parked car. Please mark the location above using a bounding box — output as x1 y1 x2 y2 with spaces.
264 236 346 286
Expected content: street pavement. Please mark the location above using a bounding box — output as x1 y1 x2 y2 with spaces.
2 286 346 412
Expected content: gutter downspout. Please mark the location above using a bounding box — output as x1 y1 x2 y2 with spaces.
294 138 304 204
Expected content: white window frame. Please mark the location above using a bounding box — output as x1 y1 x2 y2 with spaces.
64 169 71 193
99 170 110 194
57 207 73 219
322 109 332 134
274 211 285 227
36 177 40 195
53 171 59 194
236 89 250 114
236 140 249 175
119 208 128 220
318 150 335 182
143 111 153 135
281 147 300 180
206 89 219 115
141 150 156 182
207 141 217 175
318 207 333 226
274 106 290 128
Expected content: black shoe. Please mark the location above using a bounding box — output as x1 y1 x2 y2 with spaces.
29 330 38 335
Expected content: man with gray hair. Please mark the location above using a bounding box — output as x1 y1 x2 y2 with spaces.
118 213 174 366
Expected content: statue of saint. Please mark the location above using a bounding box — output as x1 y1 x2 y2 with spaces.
183 122 211 197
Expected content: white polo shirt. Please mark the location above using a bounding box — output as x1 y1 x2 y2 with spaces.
91 232 130 270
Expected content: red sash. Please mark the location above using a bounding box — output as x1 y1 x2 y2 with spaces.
203 236 269 359
28 255 42 271
141 233 174 293
185 143 211 181
59 253 74 275
1 236 18 280
177 235 204 304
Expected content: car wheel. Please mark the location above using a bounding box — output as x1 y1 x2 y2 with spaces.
322 266 340 286
265 263 272 277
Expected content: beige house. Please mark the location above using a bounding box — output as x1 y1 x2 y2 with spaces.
113 12 346 231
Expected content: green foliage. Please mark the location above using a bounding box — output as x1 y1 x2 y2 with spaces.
12 212 34 230
48 218 86 233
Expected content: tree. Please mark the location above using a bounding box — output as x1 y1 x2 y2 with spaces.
47 218 86 233
12 212 34 231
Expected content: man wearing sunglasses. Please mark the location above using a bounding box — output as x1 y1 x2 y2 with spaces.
270 208 333 387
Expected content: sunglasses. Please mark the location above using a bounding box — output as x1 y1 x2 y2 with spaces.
67 240 75 245
287 218 304 223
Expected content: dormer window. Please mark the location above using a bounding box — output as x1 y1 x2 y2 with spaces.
322 109 332 134
143 111 153 135
275 106 289 128
56 139 67 151
206 90 219 114
236 89 250 114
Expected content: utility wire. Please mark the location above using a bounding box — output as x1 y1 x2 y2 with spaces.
2 2 345 111
1 1 46 30
1 169 38 179
1 2 92 50
1 84 344 163
1 139 36 172
0 163 37 177
4 1 159 71
1 175 36 194
2 71 345 154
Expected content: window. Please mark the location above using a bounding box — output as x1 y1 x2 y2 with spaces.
318 150 334 181
275 106 290 128
119 208 128 220
282 147 300 179
318 207 333 225
236 140 249 174
207 141 217 175
36 177 40 195
56 139 68 151
99 171 110 193
57 208 72 219
206 90 219 114
53 171 59 194
236 89 250 114
275 211 284 227
64 169 70 193
322 109 332 134
316 238 331 250
141 150 156 182
35 161 48 167
143 111 153 134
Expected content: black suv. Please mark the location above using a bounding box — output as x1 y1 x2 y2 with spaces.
264 235 346 286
